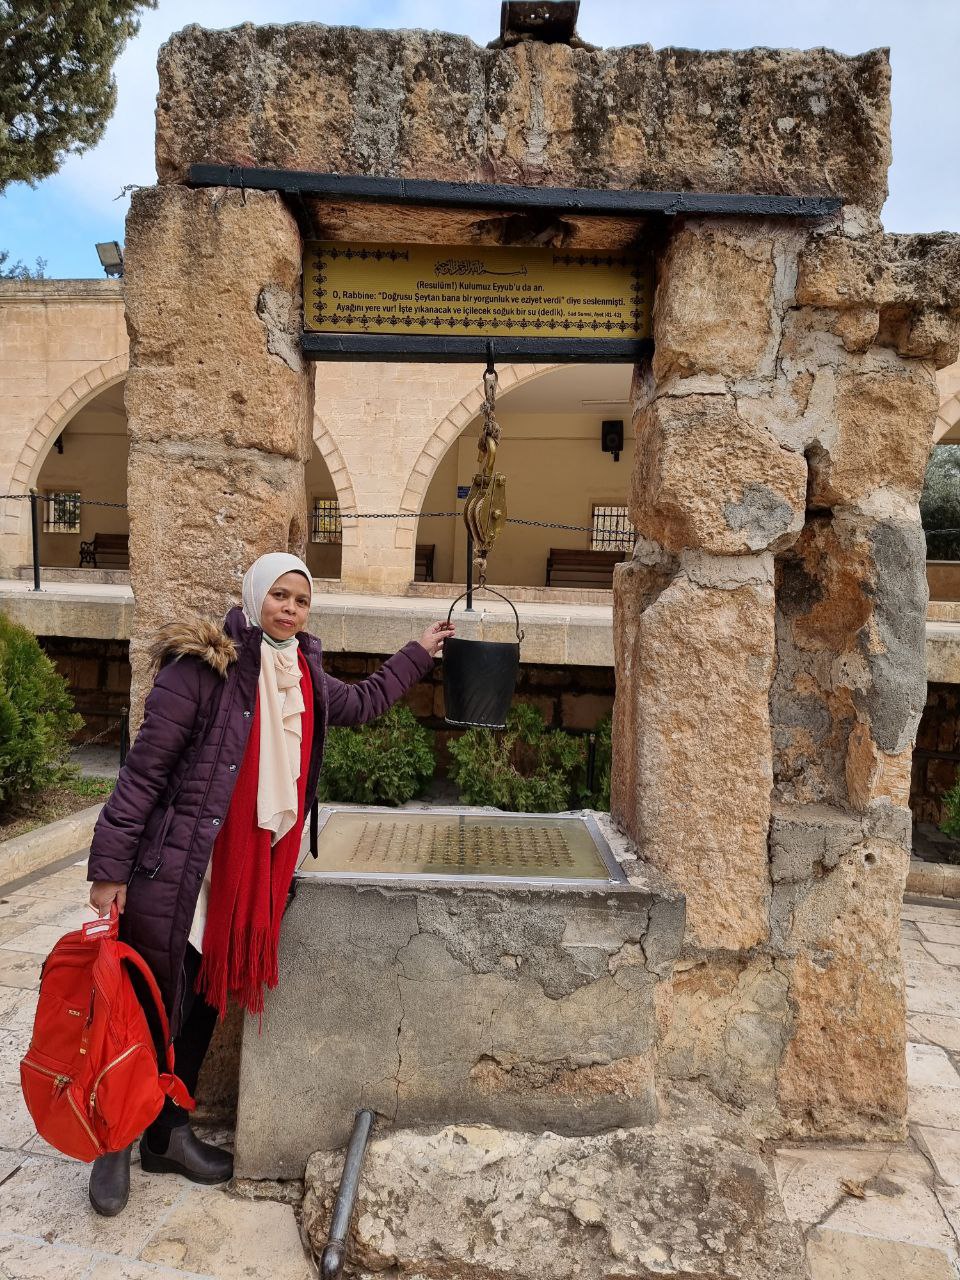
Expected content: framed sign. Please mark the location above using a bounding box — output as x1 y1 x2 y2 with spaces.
302 241 653 363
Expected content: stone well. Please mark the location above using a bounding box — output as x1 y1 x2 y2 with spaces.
124 10 960 1275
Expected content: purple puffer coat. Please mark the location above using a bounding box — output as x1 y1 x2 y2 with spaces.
87 606 433 1031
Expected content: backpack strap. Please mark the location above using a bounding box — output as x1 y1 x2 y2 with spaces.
115 941 196 1112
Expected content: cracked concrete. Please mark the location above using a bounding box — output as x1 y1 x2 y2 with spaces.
234 826 684 1178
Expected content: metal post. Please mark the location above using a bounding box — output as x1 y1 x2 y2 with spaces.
587 732 597 793
465 528 475 612
320 1109 375 1280
119 707 129 767
29 489 42 591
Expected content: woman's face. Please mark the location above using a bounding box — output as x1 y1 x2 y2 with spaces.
260 572 311 641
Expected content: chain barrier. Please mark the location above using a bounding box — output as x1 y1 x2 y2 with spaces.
0 494 128 509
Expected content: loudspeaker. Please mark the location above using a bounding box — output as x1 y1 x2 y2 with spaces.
601 419 624 462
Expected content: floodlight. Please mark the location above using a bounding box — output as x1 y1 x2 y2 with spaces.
95 241 124 277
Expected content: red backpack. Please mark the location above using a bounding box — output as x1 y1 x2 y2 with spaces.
20 905 194 1161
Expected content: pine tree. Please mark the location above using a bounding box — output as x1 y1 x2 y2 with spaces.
0 1 156 192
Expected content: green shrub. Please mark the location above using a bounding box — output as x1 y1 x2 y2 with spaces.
584 713 612 811
921 445 960 561
447 702 587 813
319 704 435 806
941 774 960 841
0 615 82 814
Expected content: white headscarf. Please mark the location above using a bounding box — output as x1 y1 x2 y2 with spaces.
241 553 313 844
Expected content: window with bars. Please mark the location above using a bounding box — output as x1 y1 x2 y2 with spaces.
591 504 634 552
311 497 342 544
44 490 81 533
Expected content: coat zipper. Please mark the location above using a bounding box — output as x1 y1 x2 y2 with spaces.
89 1042 144 1112
23 1058 101 1149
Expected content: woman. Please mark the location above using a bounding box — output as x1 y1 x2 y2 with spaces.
85 552 452 1216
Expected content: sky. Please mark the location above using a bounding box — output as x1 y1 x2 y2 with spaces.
2 0 958 278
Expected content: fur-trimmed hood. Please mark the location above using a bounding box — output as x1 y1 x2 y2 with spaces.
148 616 238 678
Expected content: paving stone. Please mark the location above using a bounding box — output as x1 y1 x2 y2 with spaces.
805 1226 960 1280
915 1126 960 1187
86 1258 215 1279
0 924 71 956
934 1185 960 1250
905 965 960 1018
908 1044 960 1128
25 866 89 900
0 896 41 920
0 1075 37 1149
0 1233 96 1280
924 942 960 968
775 1143 955 1254
909 1015 960 1054
0 1155 189 1255
0 987 37 1033
0 1029 24 1083
902 904 960 924
919 922 960 945
0 951 44 991
138 1186 312 1278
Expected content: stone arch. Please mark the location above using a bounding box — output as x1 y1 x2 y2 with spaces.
312 416 358 547
934 391 960 444
394 363 560 550
3 355 128 535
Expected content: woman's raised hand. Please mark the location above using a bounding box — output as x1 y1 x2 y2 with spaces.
419 621 455 658
89 881 127 917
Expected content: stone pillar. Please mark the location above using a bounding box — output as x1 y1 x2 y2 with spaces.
124 186 313 718
615 218 957 1139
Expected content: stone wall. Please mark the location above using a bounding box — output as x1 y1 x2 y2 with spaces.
613 219 960 1139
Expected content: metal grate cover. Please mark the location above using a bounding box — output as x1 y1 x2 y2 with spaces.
309 808 624 884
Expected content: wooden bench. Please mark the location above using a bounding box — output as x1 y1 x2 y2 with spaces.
79 533 129 569
545 547 627 589
415 543 435 583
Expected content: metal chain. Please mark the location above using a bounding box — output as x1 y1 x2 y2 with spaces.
0 494 128 509
75 716 124 747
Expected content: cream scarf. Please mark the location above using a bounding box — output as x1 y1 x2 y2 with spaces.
241 553 313 845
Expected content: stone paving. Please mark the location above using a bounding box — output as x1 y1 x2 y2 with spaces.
2 858 960 1277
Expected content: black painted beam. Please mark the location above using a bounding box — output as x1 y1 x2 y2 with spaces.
300 333 653 363
187 164 841 219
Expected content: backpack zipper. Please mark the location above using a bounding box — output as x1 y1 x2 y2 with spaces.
22 1058 71 1095
89 1042 145 1112
23 1058 101 1149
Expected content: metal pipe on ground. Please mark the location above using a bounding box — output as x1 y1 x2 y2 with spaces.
320 1109 375 1280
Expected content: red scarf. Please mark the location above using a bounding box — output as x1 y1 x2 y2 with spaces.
197 653 314 1019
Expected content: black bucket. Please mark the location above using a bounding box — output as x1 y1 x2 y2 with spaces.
443 588 523 729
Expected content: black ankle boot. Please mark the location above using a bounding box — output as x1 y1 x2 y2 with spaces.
140 1125 233 1184
89 1144 132 1216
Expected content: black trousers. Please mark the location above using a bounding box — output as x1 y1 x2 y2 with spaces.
146 944 219 1136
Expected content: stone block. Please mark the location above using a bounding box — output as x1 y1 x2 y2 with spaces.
653 224 777 383
127 441 307 715
807 364 939 506
234 862 682 1178
156 27 890 215
633 393 806 556
772 511 927 809
124 186 312 462
776 834 909 1137
614 562 774 950
302 1122 807 1280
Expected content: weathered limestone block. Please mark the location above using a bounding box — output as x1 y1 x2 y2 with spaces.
652 223 777 383
806 365 939 506
127 442 307 718
157 25 890 214
656 956 790 1124
797 230 960 367
124 186 311 461
612 560 774 950
235 852 684 1178
776 833 909 1138
772 511 927 809
302 1121 807 1280
633 393 807 556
